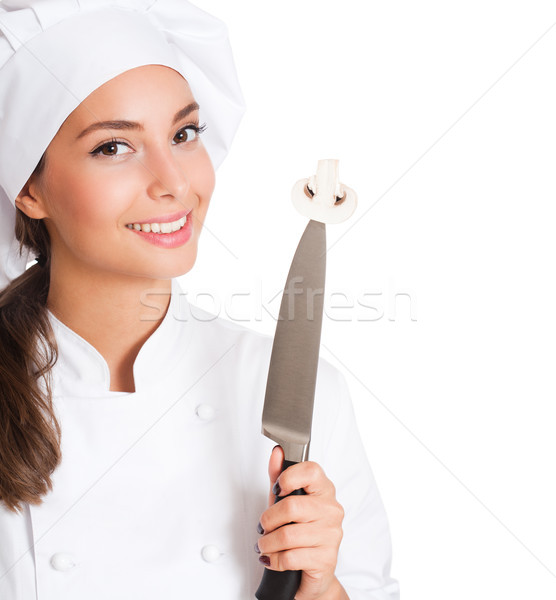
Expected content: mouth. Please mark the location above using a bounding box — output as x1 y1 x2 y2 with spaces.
126 209 191 234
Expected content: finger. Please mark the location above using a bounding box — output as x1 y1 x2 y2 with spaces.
258 545 339 575
257 522 342 556
259 493 344 535
274 460 335 498
268 445 284 483
267 445 284 506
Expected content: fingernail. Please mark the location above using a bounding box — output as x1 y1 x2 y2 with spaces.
254 541 260 554
272 480 281 496
259 555 270 566
257 522 264 535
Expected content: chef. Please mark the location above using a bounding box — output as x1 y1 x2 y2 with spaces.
0 1 399 599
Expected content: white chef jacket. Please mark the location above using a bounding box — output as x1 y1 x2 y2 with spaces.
0 277 399 600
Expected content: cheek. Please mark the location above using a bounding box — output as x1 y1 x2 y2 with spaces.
192 151 216 206
48 166 130 229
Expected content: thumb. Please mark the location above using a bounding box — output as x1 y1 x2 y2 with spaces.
267 445 284 506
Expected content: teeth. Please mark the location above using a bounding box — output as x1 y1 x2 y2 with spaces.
127 214 187 234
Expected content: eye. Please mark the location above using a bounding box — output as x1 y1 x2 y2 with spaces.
173 122 207 144
90 138 132 157
89 122 207 158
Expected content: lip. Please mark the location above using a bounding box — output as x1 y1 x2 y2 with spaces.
126 208 191 226
126 211 193 249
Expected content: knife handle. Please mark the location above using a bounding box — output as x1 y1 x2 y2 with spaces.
255 459 307 600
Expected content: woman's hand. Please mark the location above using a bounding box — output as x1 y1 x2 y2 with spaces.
256 446 349 600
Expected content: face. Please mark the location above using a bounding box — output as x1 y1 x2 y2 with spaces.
17 64 215 284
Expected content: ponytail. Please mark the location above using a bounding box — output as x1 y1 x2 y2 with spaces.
0 152 61 514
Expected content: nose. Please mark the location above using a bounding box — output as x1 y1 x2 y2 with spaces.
143 145 190 205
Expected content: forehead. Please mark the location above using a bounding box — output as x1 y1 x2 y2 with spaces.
61 65 192 131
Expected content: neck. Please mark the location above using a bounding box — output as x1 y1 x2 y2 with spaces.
47 264 173 392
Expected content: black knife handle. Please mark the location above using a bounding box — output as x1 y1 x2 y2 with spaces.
255 459 307 600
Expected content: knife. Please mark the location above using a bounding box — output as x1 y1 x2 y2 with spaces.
255 217 326 600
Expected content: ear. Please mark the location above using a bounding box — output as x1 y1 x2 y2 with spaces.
14 175 49 220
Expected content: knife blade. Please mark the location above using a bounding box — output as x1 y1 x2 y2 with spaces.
255 218 326 600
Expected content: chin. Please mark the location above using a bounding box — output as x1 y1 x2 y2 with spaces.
149 251 199 280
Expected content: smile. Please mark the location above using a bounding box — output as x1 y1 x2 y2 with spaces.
126 215 187 234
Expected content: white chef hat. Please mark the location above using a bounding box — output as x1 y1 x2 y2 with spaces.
0 0 245 290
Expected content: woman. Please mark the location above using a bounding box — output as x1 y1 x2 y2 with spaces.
0 1 399 598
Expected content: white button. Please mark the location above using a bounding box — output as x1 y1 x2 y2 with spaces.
201 544 221 563
195 404 215 421
50 553 77 571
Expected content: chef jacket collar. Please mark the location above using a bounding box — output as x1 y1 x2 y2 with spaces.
47 277 195 397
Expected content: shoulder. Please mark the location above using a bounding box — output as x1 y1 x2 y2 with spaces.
173 279 347 420
184 297 274 368
183 295 343 396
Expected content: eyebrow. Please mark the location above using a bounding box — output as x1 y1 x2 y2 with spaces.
75 101 200 140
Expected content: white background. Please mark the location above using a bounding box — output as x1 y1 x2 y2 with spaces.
184 1 556 598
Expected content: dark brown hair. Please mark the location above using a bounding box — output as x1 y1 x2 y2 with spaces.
0 151 62 513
